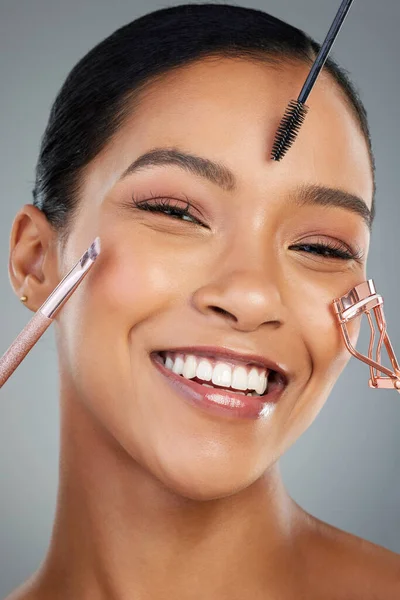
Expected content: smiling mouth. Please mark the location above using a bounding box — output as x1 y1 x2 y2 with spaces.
152 350 286 398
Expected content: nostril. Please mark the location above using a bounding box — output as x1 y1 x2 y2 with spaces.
210 306 237 321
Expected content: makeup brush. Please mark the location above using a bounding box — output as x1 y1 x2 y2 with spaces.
271 0 355 161
0 237 101 389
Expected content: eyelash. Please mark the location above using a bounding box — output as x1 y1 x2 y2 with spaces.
131 194 362 261
288 240 361 261
132 192 205 225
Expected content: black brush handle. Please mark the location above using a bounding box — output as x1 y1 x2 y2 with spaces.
298 0 355 104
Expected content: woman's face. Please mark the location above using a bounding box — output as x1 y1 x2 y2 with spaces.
56 58 373 499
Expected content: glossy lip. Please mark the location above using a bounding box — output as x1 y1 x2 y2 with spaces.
151 353 286 420
156 345 289 384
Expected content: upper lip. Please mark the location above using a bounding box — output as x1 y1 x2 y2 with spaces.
155 345 289 383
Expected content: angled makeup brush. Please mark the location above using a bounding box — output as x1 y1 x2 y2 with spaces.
271 0 355 161
0 237 101 389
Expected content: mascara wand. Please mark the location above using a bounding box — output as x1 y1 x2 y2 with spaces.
271 0 355 161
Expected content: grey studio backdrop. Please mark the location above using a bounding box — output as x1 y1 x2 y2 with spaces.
0 0 399 595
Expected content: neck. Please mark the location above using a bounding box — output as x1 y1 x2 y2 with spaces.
33 390 306 600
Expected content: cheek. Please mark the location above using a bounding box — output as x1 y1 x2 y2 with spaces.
282 274 361 437
55 228 202 387
299 281 359 380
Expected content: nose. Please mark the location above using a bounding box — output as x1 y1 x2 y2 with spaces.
191 259 285 333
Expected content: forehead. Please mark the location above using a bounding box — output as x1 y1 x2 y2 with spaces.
106 57 373 208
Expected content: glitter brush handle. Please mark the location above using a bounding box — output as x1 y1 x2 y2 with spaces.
0 312 52 388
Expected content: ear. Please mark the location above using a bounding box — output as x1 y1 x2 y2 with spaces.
8 204 60 312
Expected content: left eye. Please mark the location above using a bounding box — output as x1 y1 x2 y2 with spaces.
289 241 359 261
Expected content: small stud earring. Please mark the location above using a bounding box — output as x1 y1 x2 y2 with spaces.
20 295 28 303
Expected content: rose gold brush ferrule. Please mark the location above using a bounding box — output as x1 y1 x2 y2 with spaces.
333 279 400 393
0 237 101 389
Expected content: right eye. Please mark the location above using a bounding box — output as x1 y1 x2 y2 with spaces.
132 194 206 227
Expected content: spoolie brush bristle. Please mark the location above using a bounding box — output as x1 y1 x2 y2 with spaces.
271 100 309 161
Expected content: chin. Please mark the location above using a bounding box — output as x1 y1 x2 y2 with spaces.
147 452 268 502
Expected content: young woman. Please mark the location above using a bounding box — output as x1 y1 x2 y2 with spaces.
5 4 400 598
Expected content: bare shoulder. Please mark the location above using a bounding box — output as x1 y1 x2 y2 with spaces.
3 587 36 600
3 588 33 600
3 576 44 600
298 510 400 599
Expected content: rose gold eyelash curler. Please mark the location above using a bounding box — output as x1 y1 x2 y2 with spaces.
333 279 400 393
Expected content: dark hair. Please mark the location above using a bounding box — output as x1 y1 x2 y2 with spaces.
32 3 375 242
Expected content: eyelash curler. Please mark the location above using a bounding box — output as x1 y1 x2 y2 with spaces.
333 279 400 393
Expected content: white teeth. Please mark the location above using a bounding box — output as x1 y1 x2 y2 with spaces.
196 359 213 381
163 353 269 396
172 354 184 375
231 366 248 390
165 355 174 370
255 372 268 395
211 363 232 388
182 355 197 379
248 367 260 391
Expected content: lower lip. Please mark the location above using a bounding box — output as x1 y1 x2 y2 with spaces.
151 354 284 420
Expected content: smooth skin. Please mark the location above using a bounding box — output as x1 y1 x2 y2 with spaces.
6 58 400 599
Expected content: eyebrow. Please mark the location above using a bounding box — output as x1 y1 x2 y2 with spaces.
120 147 236 192
120 147 372 228
294 184 372 229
